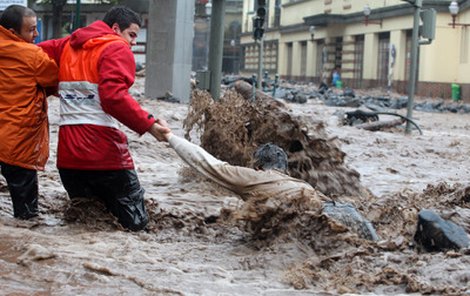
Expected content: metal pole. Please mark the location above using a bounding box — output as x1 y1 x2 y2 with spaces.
208 0 226 100
73 0 81 31
252 74 257 101
257 37 264 90
405 0 422 134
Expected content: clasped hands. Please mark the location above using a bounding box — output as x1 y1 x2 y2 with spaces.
149 118 173 142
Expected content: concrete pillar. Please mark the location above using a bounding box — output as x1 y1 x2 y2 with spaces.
306 40 316 78
292 41 300 77
278 42 286 76
363 33 378 80
145 0 194 102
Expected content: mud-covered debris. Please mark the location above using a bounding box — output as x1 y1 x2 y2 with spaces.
342 109 379 126
322 202 379 241
17 244 57 266
414 209 470 252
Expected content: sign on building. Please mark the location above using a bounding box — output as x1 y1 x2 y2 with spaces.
0 0 28 11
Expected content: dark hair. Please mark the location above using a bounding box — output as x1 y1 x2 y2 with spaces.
0 5 36 33
103 6 141 31
253 143 288 172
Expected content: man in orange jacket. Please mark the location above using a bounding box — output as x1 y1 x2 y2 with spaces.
39 6 170 231
0 5 58 219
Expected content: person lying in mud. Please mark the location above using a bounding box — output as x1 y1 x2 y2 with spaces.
160 129 379 241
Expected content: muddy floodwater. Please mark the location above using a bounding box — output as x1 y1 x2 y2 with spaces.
1 78 469 295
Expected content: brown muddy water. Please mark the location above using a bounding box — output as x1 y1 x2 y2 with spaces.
1 79 469 295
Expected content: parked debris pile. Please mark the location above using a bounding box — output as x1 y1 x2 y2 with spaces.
221 75 470 113
318 90 470 113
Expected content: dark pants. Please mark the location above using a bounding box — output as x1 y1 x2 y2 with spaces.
59 169 148 231
0 162 39 219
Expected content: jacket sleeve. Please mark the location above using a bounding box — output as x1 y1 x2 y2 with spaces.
168 134 260 195
37 37 69 66
34 47 59 88
97 42 155 135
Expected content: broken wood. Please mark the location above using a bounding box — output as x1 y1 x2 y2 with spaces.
355 118 405 131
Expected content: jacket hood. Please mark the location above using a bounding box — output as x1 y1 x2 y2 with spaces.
69 20 120 49
0 25 26 42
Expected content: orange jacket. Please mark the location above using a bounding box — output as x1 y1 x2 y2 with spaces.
0 25 58 170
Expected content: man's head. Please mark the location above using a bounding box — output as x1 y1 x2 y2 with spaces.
252 143 288 173
0 5 38 43
103 6 141 47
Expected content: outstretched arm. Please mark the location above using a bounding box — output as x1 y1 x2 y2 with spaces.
165 132 262 195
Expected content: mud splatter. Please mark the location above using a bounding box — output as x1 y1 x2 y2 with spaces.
184 86 369 198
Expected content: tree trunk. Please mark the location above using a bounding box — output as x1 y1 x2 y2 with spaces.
355 118 405 132
52 0 67 38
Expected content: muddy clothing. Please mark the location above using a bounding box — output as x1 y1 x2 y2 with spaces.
0 25 58 219
0 163 39 219
38 21 154 230
168 135 326 209
59 169 148 231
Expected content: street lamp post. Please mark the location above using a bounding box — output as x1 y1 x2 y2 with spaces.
363 4 382 26
449 0 459 28
363 4 371 26
404 0 422 134
208 0 225 100
309 25 315 41
448 1 470 28
257 35 264 91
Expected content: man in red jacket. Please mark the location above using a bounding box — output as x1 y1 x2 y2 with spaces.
39 6 169 231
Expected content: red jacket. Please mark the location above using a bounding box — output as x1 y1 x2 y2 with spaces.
39 21 155 170
0 25 58 170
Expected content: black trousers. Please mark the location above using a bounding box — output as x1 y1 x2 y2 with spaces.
59 169 149 231
0 162 39 219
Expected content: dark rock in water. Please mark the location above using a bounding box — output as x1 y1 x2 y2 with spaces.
445 103 461 113
389 97 408 109
322 202 379 241
286 92 295 102
273 88 289 99
294 93 308 104
414 209 470 252
461 104 470 113
325 96 362 108
343 87 355 98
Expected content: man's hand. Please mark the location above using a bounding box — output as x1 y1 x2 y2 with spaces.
149 119 171 142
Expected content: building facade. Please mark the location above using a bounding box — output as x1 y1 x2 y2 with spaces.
240 0 470 101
